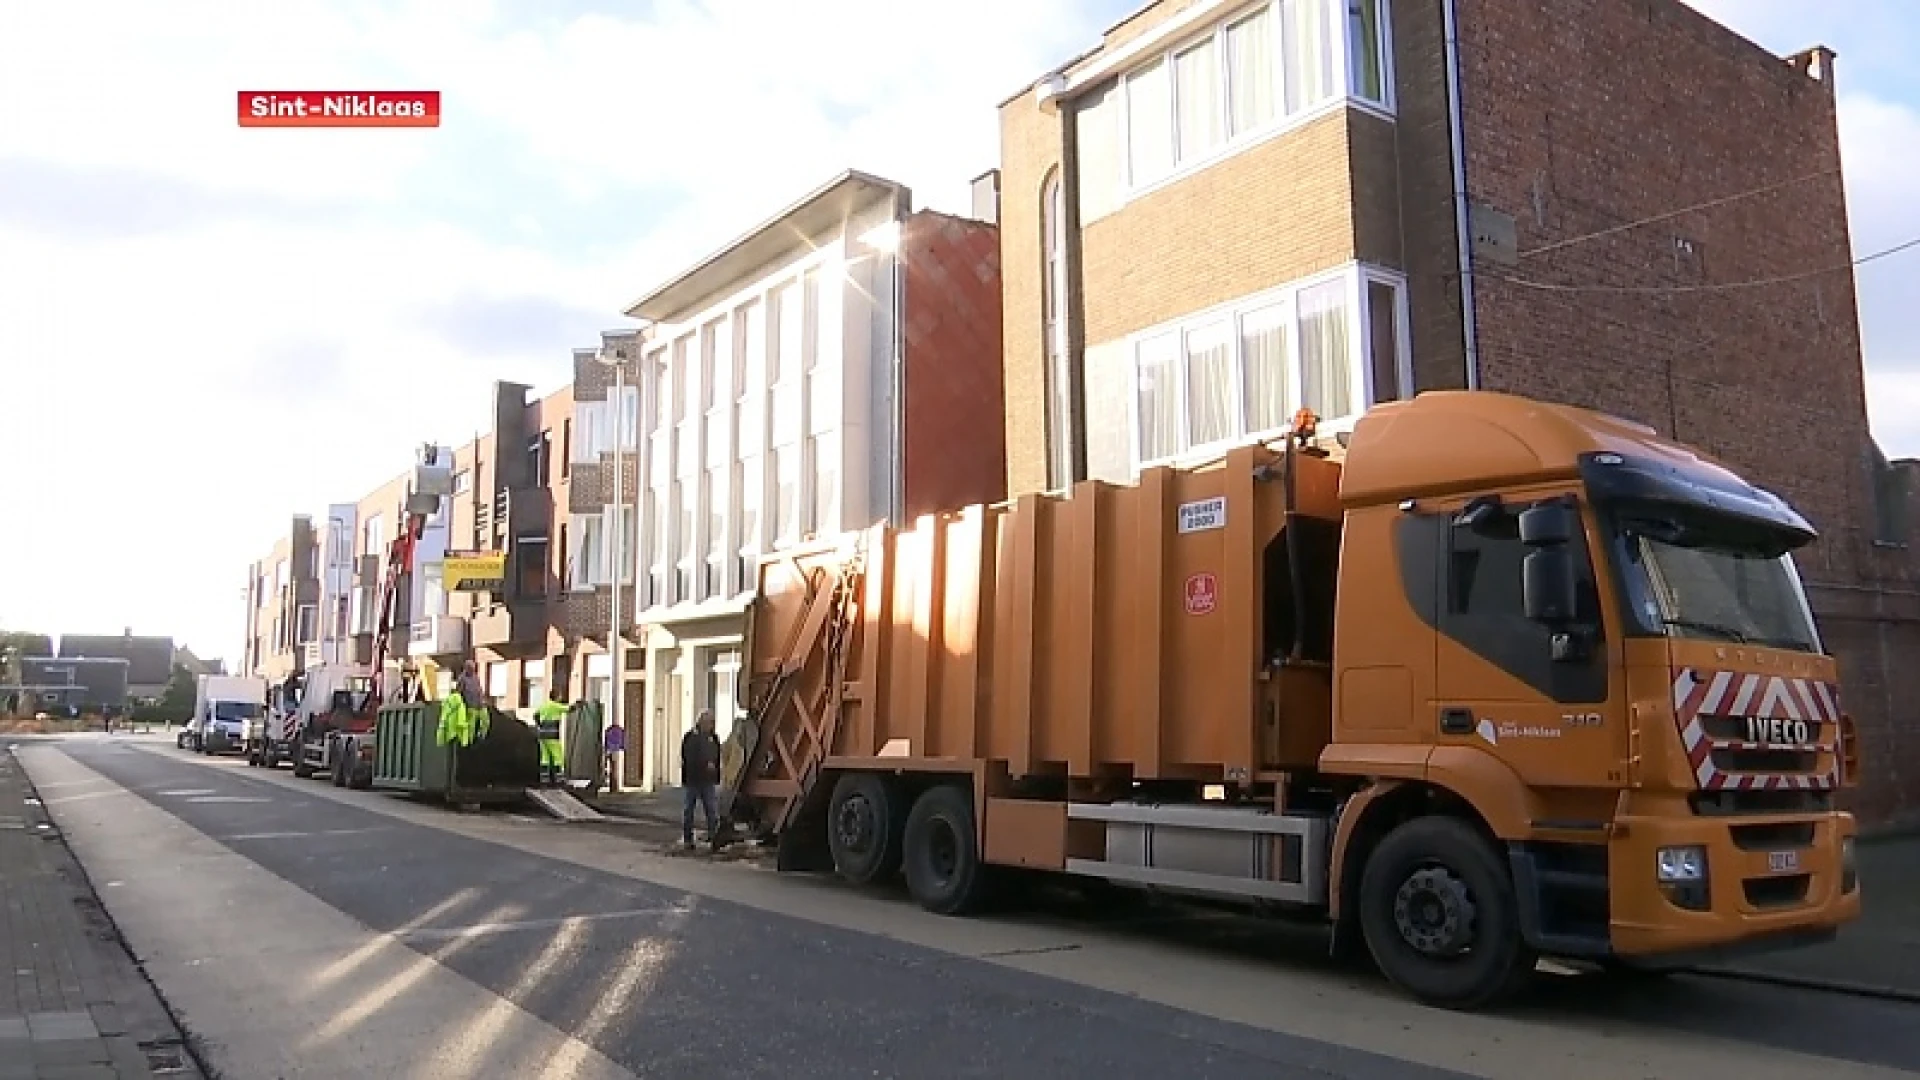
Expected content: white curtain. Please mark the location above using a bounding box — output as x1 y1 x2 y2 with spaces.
1184 322 1237 448
1226 7 1277 135
1175 38 1223 163
1281 0 1336 114
1298 281 1352 421
1240 303 1293 434
1136 334 1182 462
1127 58 1174 184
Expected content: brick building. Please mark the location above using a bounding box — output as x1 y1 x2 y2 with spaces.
994 0 1914 825
242 382 574 710
241 520 318 685
574 169 1007 791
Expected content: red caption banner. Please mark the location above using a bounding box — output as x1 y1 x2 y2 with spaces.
238 91 441 128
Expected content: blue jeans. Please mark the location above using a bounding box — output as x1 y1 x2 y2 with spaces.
682 782 718 844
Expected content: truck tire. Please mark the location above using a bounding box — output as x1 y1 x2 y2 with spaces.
902 784 991 916
292 750 313 780
826 774 904 885
1358 816 1536 1011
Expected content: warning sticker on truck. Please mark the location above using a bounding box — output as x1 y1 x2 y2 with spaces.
1177 496 1226 534
1185 572 1218 616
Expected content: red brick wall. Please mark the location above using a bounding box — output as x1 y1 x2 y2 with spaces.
900 210 1009 520
1454 0 1918 825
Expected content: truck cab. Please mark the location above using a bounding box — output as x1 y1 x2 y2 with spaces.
1324 392 1859 992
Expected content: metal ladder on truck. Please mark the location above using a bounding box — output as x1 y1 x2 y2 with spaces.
718 534 868 847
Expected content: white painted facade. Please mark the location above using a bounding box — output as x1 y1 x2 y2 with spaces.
591 188 908 789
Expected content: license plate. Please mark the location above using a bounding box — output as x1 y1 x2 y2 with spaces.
1768 850 1800 873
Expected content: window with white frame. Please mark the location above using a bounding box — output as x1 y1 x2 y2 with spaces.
610 379 639 452
808 433 836 535
572 400 605 463
1132 267 1406 468
568 512 603 591
646 487 668 607
1120 0 1392 192
772 444 800 546
295 604 317 644
736 457 763 591
362 514 384 557
603 503 636 587
673 478 693 602
704 464 726 598
350 585 377 634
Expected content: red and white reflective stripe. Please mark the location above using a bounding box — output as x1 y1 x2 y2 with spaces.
1669 667 1841 791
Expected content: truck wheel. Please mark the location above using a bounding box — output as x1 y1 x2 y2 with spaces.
1358 816 1536 1011
902 784 991 916
826 774 904 885
292 753 313 779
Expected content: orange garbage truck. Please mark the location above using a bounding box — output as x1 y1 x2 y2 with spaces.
719 390 1862 1011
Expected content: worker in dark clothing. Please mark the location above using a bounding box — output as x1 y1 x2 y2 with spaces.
680 709 722 851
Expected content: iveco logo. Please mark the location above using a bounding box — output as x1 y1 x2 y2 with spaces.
1745 716 1811 745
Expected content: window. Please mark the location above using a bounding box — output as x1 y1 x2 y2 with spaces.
572 401 604 463
487 661 510 700
527 433 551 488
569 512 603 591
603 503 636 587
705 465 726 598
647 349 669 436
453 469 471 495
809 434 836 534
1042 170 1074 490
296 604 317 644
559 419 571 478
1226 7 1277 134
647 487 668 607
736 456 763 589
1131 267 1404 467
1281 0 1337 113
362 513 384 556
1366 279 1404 404
772 445 800 545
274 559 288 591
1346 0 1387 104
421 562 445 620
673 479 693 601
514 534 549 598
774 279 805 386
700 322 722 413
611 382 639 452
1125 57 1173 185
350 586 377 634
1174 37 1223 163
1297 280 1353 421
1119 0 1386 194
738 300 766 397
332 596 350 639
521 659 547 709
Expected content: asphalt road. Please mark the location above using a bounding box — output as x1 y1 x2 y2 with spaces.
17 734 1920 1080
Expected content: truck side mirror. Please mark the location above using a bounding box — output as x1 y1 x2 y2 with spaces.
1522 547 1577 624
1518 502 1576 547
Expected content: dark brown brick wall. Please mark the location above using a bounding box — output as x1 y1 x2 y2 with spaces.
1454 0 1915 824
900 210 1009 520
1387 0 1469 393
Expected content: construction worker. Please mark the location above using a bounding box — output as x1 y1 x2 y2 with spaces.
534 687 569 787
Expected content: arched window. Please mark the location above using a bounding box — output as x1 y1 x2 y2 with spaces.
1041 170 1073 490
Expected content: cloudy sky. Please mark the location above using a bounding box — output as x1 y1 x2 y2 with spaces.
0 1 1914 666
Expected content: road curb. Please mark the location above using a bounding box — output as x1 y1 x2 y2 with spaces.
1689 964 1920 1004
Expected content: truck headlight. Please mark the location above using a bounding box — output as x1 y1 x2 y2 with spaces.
1656 845 1707 883
1841 836 1858 893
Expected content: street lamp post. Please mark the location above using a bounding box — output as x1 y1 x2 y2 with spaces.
599 349 626 780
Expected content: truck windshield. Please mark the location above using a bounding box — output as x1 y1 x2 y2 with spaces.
213 701 262 721
1615 518 1820 653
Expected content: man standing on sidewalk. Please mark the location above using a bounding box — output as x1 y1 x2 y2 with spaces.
680 709 722 851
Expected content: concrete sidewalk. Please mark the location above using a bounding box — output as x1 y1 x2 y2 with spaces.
0 748 202 1079
1695 832 1920 1000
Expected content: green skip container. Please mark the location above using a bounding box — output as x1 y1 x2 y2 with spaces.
371 700 540 803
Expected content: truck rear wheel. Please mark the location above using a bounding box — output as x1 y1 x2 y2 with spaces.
826 774 904 885
1358 816 1536 1011
902 784 991 916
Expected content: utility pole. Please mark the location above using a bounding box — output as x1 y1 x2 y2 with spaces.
601 349 625 762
